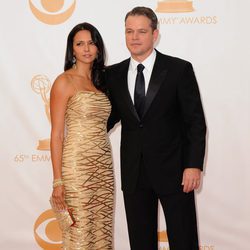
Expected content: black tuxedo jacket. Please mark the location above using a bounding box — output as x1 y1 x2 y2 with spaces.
106 50 206 194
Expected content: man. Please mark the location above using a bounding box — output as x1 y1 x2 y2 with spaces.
106 6 206 250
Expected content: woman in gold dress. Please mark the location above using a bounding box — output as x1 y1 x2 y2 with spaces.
50 23 114 249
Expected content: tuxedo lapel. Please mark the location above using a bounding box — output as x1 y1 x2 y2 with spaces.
142 52 168 118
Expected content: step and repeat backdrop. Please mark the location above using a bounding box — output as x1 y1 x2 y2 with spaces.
1 0 250 249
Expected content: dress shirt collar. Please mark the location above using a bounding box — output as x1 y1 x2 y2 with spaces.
129 49 156 73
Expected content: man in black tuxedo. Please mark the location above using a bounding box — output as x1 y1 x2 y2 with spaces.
106 6 206 250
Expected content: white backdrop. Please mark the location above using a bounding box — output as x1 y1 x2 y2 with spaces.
1 0 250 249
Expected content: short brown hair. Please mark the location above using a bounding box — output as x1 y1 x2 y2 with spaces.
125 6 158 31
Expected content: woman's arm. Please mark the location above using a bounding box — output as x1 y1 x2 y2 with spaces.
50 75 71 210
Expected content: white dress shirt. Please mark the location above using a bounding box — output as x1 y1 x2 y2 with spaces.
127 49 156 103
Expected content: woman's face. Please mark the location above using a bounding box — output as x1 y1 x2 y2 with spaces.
73 30 98 65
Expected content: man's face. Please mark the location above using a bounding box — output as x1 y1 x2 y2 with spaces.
125 15 158 61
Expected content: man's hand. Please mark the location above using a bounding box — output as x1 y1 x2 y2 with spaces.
182 168 201 193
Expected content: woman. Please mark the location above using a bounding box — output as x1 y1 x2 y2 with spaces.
50 22 114 249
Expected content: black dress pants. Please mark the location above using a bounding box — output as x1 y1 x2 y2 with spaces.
123 160 199 250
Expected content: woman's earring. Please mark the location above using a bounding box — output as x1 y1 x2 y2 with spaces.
72 56 76 69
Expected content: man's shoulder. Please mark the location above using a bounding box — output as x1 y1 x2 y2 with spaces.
156 50 192 67
106 58 130 72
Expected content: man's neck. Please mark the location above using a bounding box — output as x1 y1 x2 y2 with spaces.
131 48 154 63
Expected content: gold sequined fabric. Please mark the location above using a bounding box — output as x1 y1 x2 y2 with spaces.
62 91 114 250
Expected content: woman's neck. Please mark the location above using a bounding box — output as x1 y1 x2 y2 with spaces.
74 61 92 78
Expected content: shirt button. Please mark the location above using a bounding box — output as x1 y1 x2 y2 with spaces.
139 123 143 128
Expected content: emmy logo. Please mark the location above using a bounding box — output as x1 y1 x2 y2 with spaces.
156 0 194 13
31 75 51 150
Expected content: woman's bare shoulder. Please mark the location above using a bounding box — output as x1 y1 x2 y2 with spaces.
55 71 73 84
51 72 74 95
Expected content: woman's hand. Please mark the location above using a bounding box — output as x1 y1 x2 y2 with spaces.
52 185 67 211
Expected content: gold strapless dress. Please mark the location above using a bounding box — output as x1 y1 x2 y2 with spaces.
62 91 114 250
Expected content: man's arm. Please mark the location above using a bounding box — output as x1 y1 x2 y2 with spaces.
177 62 206 192
105 68 121 132
107 100 120 132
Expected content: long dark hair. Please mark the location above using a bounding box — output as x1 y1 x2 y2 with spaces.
64 22 106 92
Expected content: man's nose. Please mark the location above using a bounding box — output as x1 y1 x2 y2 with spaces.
132 32 139 40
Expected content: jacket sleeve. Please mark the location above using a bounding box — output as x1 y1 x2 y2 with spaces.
177 62 207 169
105 68 121 132
107 95 120 132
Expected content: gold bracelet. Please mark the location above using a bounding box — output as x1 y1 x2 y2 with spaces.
53 179 64 188
53 179 63 184
53 178 62 183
